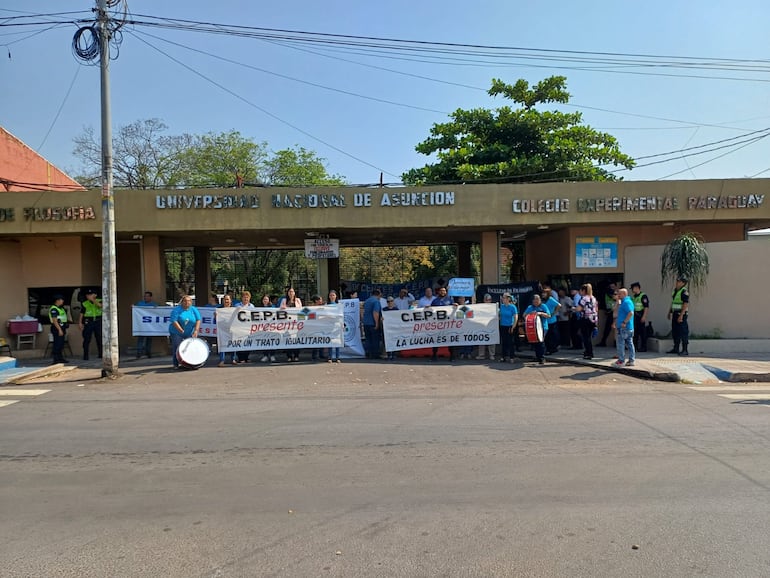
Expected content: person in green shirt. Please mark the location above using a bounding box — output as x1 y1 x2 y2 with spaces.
79 288 103 360
49 294 69 364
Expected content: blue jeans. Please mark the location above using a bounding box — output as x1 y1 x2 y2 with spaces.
616 326 635 363
170 333 185 367
364 324 380 358
136 336 153 357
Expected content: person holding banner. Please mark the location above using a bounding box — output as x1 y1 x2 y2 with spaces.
326 290 342 363
235 291 256 363
217 294 237 367
523 294 551 365
169 295 202 370
431 286 454 361
498 292 519 362
280 287 303 361
383 296 400 360
257 294 279 363
476 293 496 360
135 291 158 359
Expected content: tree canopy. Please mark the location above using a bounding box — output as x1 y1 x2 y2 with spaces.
72 119 345 189
402 76 635 185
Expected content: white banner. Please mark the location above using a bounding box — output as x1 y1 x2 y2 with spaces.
340 298 365 357
382 303 500 352
132 306 218 337
216 306 343 352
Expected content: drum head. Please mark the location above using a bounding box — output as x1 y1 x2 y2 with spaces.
177 337 210 368
525 313 544 343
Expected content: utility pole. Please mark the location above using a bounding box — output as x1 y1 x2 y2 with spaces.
97 0 119 378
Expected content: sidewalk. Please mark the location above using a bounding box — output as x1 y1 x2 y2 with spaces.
528 347 770 384
1 347 769 386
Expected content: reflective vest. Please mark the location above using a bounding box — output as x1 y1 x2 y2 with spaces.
82 299 102 318
632 292 646 312
604 293 615 310
671 287 687 312
49 304 68 326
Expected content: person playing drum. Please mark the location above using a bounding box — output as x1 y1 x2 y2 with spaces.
169 294 202 370
522 294 551 365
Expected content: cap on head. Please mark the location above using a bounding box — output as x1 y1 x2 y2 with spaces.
677 276 688 283
53 294 64 301
85 289 97 295
503 292 511 298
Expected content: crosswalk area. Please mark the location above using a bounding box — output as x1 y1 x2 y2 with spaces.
687 385 770 407
0 389 51 409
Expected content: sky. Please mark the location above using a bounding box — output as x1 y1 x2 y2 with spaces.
2 1 770 186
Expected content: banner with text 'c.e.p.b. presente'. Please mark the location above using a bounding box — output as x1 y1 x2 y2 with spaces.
215 306 344 353
382 304 499 352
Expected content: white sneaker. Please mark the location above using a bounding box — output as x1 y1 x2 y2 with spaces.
260 355 269 363
270 355 276 362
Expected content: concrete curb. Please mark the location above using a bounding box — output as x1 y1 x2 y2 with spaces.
1 364 77 386
518 351 770 383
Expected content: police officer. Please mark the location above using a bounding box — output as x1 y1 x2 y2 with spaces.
49 294 69 364
79 288 103 360
597 282 617 347
630 282 650 352
667 277 690 356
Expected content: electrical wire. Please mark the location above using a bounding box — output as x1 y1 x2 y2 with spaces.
130 28 450 115
37 65 81 152
655 136 769 180
126 30 400 179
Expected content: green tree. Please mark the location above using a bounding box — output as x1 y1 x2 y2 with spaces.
262 146 345 186
660 232 710 294
180 130 267 187
402 76 635 185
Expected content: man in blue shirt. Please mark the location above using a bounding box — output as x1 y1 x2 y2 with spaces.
541 287 562 355
614 288 636 367
362 289 382 359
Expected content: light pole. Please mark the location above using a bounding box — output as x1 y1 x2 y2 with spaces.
97 0 119 377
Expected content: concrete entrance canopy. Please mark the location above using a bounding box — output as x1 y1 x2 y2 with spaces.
1 179 768 249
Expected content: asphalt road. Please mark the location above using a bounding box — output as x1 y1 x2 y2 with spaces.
1 358 769 577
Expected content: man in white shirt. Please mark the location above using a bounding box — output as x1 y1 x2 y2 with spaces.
418 287 434 308
394 288 415 310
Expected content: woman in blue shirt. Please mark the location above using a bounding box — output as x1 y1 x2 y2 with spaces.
169 295 202 370
499 293 519 362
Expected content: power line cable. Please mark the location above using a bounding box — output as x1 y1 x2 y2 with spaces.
130 28 450 115
126 30 399 179
655 135 769 179
37 65 81 151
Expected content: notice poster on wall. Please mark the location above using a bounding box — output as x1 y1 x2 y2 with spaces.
575 236 618 268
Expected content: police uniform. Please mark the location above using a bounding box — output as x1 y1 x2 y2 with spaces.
80 290 103 360
49 297 69 364
668 281 690 356
631 289 650 352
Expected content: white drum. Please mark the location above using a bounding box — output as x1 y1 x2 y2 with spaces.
176 337 210 369
525 313 544 343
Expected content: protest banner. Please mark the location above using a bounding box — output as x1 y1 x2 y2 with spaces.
340 298 365 357
132 306 217 336
215 306 343 353
382 303 499 352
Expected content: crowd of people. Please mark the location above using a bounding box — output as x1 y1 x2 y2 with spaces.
125 277 691 371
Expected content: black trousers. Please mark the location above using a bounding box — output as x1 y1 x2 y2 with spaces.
52 327 67 362
672 314 689 350
82 318 102 358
